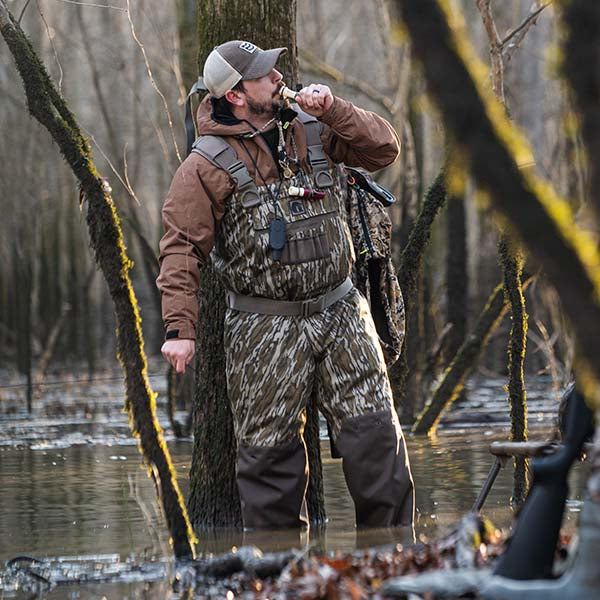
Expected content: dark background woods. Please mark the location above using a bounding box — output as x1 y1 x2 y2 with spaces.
0 0 584 419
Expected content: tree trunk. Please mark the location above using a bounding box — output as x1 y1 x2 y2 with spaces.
476 0 529 507
445 193 467 367
189 268 242 528
389 171 447 417
188 0 326 529
499 238 528 505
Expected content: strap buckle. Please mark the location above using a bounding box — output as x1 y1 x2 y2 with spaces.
301 294 326 317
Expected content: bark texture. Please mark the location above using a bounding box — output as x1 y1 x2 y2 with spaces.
390 171 447 417
188 270 242 527
396 0 600 409
189 0 326 528
445 193 467 364
0 2 196 559
499 238 529 505
476 0 529 506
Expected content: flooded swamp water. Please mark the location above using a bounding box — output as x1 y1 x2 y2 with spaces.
0 369 589 598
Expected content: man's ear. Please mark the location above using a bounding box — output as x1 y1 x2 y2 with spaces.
225 89 244 107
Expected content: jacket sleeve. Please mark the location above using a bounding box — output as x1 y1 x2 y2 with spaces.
156 154 232 339
318 96 400 171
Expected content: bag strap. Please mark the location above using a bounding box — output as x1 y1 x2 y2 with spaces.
191 136 261 208
296 109 334 188
185 77 208 155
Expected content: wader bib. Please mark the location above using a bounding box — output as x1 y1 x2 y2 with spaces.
191 111 414 530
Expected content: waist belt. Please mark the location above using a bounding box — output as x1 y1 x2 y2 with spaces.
226 278 354 317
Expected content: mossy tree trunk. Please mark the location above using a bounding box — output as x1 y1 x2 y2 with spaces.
500 238 528 505
389 171 447 419
188 0 326 529
476 0 529 506
0 1 195 559
444 192 468 386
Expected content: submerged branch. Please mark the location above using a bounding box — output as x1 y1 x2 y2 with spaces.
0 1 195 559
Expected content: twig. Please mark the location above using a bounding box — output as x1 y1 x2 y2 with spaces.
36 0 63 93
476 0 505 103
51 0 127 10
32 301 71 405
126 0 182 163
531 317 565 401
80 124 137 202
501 2 551 49
17 0 33 23
122 142 140 206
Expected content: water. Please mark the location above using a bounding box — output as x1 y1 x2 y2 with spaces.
0 371 589 598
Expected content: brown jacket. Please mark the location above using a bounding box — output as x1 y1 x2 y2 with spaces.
157 95 400 339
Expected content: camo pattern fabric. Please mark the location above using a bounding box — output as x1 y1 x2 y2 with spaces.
347 184 405 365
211 168 354 301
347 188 392 259
224 287 401 447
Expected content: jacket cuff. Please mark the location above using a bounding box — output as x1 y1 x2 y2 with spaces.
165 322 196 341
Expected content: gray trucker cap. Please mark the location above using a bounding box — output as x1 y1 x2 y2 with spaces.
203 40 287 98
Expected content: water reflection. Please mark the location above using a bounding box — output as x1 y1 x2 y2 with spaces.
0 431 588 562
0 424 589 598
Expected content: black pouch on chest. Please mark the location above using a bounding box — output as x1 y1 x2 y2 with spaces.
269 217 286 261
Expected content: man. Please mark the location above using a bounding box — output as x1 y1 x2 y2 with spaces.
157 40 414 530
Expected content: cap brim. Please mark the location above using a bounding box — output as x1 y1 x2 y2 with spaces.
243 47 287 80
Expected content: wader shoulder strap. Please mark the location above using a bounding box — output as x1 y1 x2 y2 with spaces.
191 136 261 208
296 109 334 188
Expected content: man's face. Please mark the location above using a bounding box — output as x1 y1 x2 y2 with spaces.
241 68 284 118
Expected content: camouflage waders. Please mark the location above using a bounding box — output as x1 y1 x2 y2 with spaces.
207 160 414 530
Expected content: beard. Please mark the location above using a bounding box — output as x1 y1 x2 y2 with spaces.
246 93 282 119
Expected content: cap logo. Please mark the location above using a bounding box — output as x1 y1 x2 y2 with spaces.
239 42 257 54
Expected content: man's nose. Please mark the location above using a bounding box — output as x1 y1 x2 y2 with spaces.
271 69 283 83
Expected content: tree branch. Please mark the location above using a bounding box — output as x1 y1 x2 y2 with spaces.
502 2 551 56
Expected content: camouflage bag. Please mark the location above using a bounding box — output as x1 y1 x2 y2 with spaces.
345 166 405 366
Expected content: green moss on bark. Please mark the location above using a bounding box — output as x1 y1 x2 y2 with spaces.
390 172 447 413
499 237 529 505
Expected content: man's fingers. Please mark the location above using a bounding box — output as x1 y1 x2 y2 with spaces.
161 339 195 373
176 356 186 374
296 84 332 116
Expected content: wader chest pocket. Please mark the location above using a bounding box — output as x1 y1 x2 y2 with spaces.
280 214 331 264
255 213 333 265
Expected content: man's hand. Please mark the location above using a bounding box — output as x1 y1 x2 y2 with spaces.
295 83 334 117
161 339 195 374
